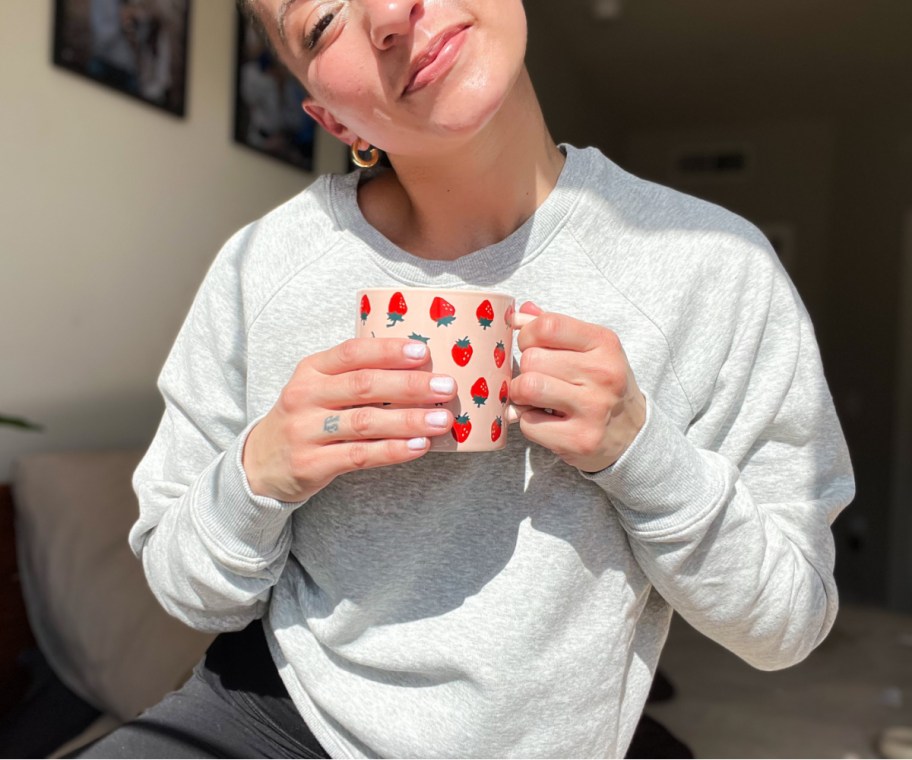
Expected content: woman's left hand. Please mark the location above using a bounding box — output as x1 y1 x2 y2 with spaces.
508 302 647 473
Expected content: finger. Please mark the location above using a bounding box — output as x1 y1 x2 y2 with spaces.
517 312 613 353
511 300 544 329
311 338 431 375
328 437 433 475
321 407 453 442
516 410 570 448
505 403 560 425
511 311 537 329
505 403 532 425
316 370 457 408
519 346 596 385
508 371 580 416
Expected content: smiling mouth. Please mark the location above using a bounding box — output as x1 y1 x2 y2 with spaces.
404 25 471 96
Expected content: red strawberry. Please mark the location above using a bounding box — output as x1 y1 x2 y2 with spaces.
387 292 407 327
499 380 508 405
471 377 489 407
360 294 371 324
430 296 456 327
491 416 503 442
476 299 494 330
452 337 473 367
452 414 471 443
493 340 506 368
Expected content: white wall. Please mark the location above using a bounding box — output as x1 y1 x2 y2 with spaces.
0 1 346 480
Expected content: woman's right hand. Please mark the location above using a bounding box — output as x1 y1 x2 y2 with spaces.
242 338 457 503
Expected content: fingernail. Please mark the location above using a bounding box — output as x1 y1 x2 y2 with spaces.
512 312 537 329
404 343 427 359
425 410 450 428
430 376 455 394
407 437 429 450
505 404 521 424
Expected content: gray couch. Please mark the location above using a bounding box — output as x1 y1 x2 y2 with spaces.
11 450 213 755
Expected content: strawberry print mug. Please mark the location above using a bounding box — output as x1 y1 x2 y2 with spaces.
355 288 515 452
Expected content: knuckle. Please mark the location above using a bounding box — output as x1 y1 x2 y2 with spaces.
289 449 315 478
600 329 622 352
537 314 562 342
350 369 376 400
406 371 427 396
349 407 374 437
576 429 603 456
586 361 625 392
347 442 371 470
588 364 616 387
405 409 426 430
386 438 408 461
286 415 310 445
515 372 544 402
336 338 360 367
519 348 540 374
278 383 305 414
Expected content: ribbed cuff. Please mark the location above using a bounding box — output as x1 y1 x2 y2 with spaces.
581 397 732 537
189 421 303 574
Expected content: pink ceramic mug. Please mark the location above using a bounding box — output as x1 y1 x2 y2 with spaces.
355 287 515 452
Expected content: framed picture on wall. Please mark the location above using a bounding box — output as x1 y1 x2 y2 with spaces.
52 0 191 117
233 8 316 172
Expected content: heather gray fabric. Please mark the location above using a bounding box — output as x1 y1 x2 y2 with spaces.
130 145 854 758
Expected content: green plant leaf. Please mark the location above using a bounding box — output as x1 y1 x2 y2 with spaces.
0 415 44 432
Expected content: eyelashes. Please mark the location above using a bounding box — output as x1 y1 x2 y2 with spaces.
306 12 335 50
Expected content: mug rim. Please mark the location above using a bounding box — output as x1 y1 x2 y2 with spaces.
356 287 513 299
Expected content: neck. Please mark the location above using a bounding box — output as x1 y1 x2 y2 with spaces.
358 68 565 261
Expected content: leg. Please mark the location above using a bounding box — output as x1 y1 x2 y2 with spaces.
70 622 326 759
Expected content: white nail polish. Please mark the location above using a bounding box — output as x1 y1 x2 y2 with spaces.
404 343 428 359
430 377 455 394
512 312 537 329
407 437 428 450
426 411 449 428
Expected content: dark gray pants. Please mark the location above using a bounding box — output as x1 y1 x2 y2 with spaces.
70 622 327 759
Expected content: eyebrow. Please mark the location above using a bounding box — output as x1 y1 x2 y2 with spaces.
277 0 299 44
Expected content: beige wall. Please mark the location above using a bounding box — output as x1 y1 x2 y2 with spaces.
0 1 346 480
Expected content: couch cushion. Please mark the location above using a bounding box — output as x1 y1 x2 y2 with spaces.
12 450 213 721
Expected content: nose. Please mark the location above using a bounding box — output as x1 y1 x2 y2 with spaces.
364 0 422 50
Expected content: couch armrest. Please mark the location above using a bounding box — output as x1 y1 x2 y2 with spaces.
12 451 214 721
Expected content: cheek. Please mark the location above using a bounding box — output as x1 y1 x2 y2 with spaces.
308 45 375 116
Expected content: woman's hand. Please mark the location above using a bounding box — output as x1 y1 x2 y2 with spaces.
242 338 457 502
509 302 647 473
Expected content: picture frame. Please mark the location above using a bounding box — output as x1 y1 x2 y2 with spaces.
52 0 191 117
233 8 316 172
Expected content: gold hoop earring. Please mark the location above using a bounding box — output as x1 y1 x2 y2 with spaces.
351 141 380 169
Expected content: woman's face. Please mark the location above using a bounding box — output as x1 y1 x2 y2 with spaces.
256 0 528 156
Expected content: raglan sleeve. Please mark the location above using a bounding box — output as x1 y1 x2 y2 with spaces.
585 246 855 670
128 225 300 633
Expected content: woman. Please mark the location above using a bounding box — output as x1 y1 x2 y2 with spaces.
77 0 854 757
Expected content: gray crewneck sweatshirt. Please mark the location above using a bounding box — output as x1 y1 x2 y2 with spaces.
130 145 854 758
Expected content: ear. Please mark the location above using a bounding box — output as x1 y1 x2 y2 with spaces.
303 100 356 145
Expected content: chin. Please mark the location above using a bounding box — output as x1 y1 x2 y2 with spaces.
433 66 520 136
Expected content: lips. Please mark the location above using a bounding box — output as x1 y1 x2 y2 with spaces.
404 24 471 96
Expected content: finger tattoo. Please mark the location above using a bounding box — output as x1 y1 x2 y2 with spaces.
323 415 341 433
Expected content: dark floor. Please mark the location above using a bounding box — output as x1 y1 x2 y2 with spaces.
646 605 912 759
